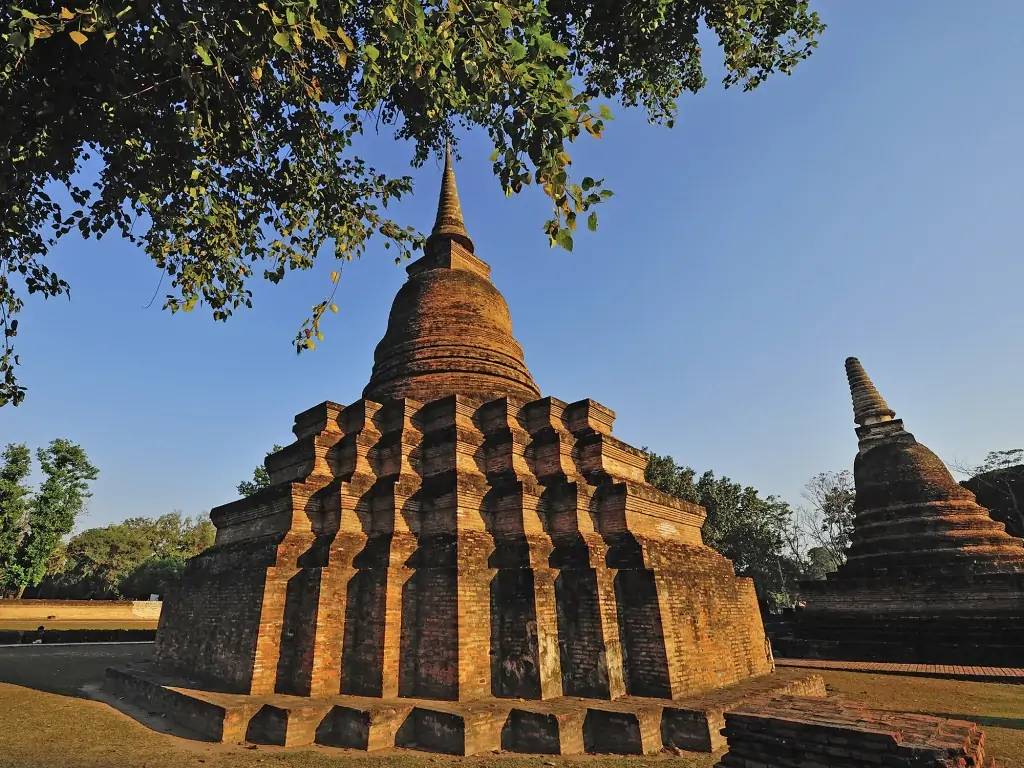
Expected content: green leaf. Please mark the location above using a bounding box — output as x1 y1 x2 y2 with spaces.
506 39 526 61
598 104 614 120
273 31 291 51
195 44 213 66
364 44 379 61
587 212 598 232
494 3 512 28
555 229 574 251
336 27 354 51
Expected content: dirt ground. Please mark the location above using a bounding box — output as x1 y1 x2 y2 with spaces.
0 619 158 631
0 644 1020 768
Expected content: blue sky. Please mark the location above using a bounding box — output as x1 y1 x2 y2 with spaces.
2 1 1022 529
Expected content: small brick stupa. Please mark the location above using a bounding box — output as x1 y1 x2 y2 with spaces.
108 149 823 755
789 358 1024 664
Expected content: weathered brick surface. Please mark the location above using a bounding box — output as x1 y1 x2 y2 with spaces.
158 390 774 704
143 154 803 755
789 360 1024 666
717 695 994 768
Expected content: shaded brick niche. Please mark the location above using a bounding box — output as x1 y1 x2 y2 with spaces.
107 394 825 753
717 696 995 768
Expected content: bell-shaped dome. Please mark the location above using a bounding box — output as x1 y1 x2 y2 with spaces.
838 358 1024 576
363 147 540 404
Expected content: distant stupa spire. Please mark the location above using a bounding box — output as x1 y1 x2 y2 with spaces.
427 140 475 254
845 357 896 427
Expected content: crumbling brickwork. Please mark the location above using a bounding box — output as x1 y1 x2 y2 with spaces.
717 695 994 768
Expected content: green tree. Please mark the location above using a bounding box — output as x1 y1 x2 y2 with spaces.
0 443 32 594
42 511 215 598
802 545 839 581
644 450 799 611
122 511 215 557
51 522 153 598
5 439 99 596
0 1 824 406
796 470 855 567
237 444 284 497
959 449 1024 539
119 556 188 599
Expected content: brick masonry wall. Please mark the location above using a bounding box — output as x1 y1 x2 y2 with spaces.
717 695 992 768
157 394 773 702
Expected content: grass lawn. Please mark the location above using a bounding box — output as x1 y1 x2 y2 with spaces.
0 645 1020 768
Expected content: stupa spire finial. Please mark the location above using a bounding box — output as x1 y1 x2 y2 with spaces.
845 357 896 427
427 140 475 254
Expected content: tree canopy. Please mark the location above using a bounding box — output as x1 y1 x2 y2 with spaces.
0 438 99 596
795 469 854 569
0 1 824 405
644 450 799 611
960 449 1024 539
237 444 284 497
40 511 214 598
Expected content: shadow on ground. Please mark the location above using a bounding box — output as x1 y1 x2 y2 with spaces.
0 642 153 697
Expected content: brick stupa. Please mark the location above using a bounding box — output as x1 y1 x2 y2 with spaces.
108 149 823 754
787 358 1024 664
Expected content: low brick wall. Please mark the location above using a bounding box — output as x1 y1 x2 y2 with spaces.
0 599 161 622
717 695 993 768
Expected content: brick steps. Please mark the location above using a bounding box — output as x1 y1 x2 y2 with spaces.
104 665 824 755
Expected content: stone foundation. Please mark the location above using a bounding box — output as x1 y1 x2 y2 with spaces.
717 695 995 768
105 663 824 754
773 607 1024 666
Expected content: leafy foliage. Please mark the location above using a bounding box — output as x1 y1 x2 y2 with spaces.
237 443 284 497
961 448 1024 539
0 443 32 594
41 511 214 598
795 469 855 568
0 438 98 596
0 1 824 405
644 450 799 611
802 545 839 581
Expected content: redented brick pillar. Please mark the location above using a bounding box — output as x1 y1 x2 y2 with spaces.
532 567 565 699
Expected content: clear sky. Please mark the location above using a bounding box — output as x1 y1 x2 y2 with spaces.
2 1 1022 530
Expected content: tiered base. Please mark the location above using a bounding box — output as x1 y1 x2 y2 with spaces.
104 665 824 755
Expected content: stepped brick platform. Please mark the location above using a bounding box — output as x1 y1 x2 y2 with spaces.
717 695 995 768
106 146 825 755
786 359 1024 666
106 663 823 753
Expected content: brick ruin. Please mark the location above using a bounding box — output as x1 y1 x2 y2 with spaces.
777 358 1024 665
717 696 994 768
107 147 829 754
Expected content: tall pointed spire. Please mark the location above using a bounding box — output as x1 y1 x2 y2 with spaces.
427 140 475 254
845 357 896 427
362 144 538 403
